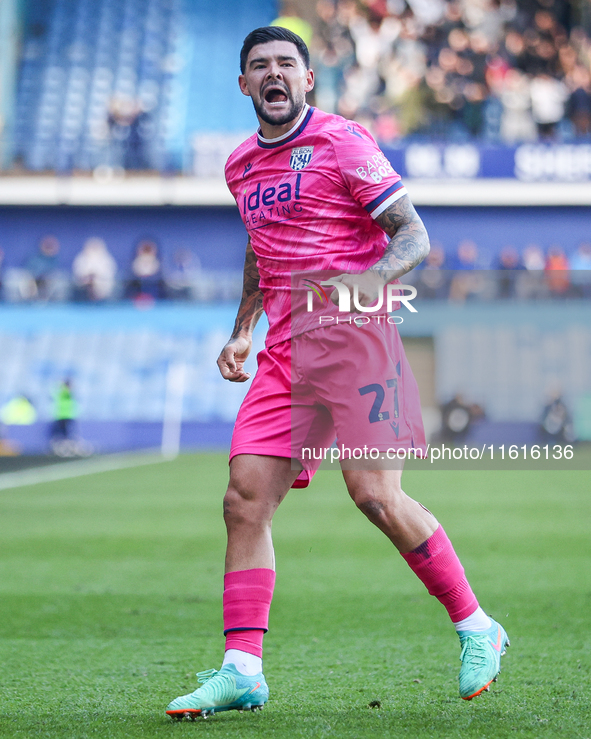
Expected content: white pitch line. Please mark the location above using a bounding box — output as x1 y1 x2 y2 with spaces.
0 451 166 491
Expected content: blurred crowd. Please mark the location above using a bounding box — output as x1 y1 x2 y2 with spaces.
0 237 242 304
411 238 591 300
0 235 589 304
296 0 591 142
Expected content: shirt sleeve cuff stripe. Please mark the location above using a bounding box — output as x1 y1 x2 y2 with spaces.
364 181 404 213
369 186 407 218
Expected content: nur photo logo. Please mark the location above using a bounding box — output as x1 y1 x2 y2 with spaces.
304 277 418 314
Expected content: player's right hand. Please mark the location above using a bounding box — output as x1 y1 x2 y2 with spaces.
217 336 253 382
328 272 384 311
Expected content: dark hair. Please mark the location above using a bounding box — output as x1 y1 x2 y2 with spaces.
240 26 310 74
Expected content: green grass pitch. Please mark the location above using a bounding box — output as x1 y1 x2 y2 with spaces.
0 453 589 738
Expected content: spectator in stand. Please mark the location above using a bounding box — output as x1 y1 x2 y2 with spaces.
570 241 591 297
545 245 570 296
126 238 165 301
107 95 153 171
26 236 58 293
72 237 118 301
415 241 449 299
523 243 545 271
449 240 488 301
497 244 524 298
107 95 135 170
24 235 68 301
501 28 524 70
571 27 591 76
126 100 154 171
450 239 479 270
518 242 547 299
164 248 200 301
381 15 428 137
499 69 536 143
338 5 400 122
312 0 355 114
463 31 491 133
566 65 591 136
530 73 568 139
570 241 591 270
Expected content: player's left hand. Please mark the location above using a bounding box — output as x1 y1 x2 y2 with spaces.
329 271 384 312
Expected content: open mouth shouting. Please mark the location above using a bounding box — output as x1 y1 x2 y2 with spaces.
263 84 290 108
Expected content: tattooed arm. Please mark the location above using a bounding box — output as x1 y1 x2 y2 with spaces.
230 239 264 339
217 239 264 382
330 194 429 308
373 194 430 280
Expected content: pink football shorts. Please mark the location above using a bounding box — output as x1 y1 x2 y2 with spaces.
230 320 426 488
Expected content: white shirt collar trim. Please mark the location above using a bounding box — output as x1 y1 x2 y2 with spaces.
257 104 310 144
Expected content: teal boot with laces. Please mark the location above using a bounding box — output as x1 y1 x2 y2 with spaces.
458 617 510 700
166 664 268 720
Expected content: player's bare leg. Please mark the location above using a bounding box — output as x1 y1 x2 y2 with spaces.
343 468 437 552
224 454 299 572
343 468 509 699
220 454 298 672
166 454 297 720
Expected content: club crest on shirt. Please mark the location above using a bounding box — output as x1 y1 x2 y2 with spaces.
290 146 314 171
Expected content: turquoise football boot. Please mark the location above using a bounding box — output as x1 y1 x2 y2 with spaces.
458 617 510 700
166 663 268 720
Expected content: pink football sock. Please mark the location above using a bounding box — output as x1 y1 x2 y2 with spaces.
401 525 479 623
223 568 276 658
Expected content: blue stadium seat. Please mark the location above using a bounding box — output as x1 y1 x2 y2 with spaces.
13 0 277 172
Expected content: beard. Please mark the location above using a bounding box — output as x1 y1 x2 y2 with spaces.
252 89 306 127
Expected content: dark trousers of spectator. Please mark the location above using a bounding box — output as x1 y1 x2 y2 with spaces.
52 418 74 440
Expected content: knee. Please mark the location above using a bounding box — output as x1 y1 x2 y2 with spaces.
355 494 383 518
223 484 249 528
350 484 405 522
223 481 270 529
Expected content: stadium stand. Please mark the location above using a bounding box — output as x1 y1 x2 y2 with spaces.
9 0 591 175
12 0 275 173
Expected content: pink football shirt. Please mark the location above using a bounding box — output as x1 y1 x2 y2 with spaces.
225 106 407 346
